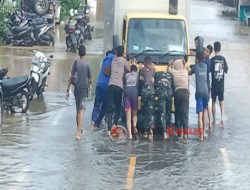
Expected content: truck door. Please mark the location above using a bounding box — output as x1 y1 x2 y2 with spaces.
122 19 127 51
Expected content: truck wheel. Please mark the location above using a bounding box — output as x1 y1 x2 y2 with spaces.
34 0 49 16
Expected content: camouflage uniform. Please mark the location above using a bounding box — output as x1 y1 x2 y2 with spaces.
154 72 173 133
141 84 155 131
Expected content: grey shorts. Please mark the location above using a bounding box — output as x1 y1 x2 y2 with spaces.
75 96 87 111
74 88 88 111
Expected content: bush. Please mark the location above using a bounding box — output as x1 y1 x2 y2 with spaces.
0 1 20 40
60 0 84 20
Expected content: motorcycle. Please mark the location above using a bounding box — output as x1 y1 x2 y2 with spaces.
65 19 78 52
0 68 33 114
31 21 55 46
0 68 8 124
30 51 53 98
64 6 93 52
5 25 34 46
75 5 94 41
5 10 54 46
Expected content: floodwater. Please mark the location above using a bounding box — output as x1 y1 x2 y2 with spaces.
0 0 250 189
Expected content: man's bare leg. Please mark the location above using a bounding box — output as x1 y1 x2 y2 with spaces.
198 112 204 141
126 110 132 140
76 109 84 140
208 100 213 130
132 110 138 135
212 100 216 126
183 135 188 144
203 109 207 138
219 101 225 128
90 121 96 131
148 128 153 141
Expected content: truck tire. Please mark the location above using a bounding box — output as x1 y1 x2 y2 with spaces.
34 0 49 16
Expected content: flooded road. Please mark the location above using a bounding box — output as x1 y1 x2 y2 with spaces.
1 0 250 189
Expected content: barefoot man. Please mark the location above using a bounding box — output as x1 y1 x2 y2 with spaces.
66 45 92 140
210 42 228 128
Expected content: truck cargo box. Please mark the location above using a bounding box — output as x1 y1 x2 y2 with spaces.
114 0 190 37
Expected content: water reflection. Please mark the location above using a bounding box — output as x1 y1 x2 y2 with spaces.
0 48 103 93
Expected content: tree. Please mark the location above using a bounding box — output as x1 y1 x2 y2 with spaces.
60 0 84 18
0 1 18 40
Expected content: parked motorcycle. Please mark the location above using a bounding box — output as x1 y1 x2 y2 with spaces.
64 6 94 53
4 10 54 46
30 51 53 97
5 25 34 46
75 5 94 42
31 21 55 46
65 19 78 52
0 68 33 114
0 68 8 124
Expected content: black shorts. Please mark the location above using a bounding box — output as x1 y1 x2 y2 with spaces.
211 90 224 102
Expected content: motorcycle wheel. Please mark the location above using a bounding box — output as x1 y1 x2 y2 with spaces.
10 90 30 114
37 77 47 97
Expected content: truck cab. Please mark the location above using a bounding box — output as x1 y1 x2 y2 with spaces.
113 0 190 71
111 0 190 112
122 13 189 72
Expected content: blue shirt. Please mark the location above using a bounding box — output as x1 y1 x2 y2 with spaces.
203 58 211 86
191 62 209 99
96 53 115 89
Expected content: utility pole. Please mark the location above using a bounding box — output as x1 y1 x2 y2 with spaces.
103 0 115 53
96 0 104 22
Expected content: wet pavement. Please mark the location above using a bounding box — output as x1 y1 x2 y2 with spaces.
1 0 250 189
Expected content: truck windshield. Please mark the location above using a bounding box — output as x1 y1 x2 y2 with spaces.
127 19 187 55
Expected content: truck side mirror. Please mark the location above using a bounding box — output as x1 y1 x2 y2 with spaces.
169 0 178 15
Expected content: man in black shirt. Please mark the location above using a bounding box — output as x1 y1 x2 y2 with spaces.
210 42 228 128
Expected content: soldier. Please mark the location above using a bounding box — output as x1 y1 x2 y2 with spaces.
140 56 156 140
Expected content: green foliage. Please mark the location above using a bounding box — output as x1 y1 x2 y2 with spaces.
0 1 20 40
0 5 14 39
60 0 84 19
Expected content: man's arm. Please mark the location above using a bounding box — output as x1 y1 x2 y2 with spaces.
67 74 72 92
189 65 195 75
67 61 76 92
124 59 130 73
168 60 174 73
66 72 73 100
104 67 111 76
88 65 92 86
224 58 228 74
103 58 112 76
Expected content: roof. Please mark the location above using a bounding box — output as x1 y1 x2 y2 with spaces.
126 12 187 21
